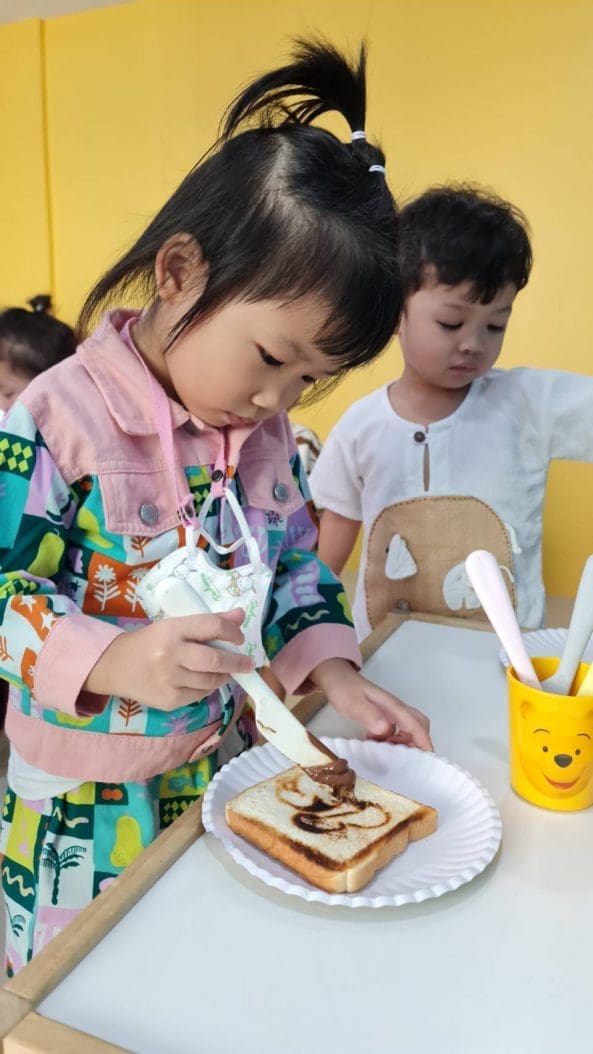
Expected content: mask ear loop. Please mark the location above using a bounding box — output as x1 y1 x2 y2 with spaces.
195 486 264 576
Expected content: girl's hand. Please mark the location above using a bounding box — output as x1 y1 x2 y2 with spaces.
310 659 433 751
84 609 254 711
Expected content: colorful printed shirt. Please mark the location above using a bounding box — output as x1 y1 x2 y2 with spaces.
0 310 360 785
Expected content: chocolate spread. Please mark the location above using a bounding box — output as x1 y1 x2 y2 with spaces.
292 796 390 835
303 758 356 791
304 732 356 792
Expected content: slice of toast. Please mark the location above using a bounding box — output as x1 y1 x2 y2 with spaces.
225 766 438 893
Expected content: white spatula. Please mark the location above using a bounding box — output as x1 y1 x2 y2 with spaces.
539 555 593 695
465 550 540 689
153 576 337 769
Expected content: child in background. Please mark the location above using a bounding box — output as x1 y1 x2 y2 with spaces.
0 297 75 414
0 40 431 972
0 298 75 729
310 185 593 639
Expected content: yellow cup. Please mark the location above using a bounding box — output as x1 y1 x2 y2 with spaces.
507 657 593 811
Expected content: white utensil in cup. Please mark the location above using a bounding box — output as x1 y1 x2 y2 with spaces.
539 554 593 695
465 550 540 689
576 664 593 697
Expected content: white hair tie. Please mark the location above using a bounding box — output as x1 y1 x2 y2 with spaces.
351 131 386 174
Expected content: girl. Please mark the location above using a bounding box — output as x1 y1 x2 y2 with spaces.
0 40 431 973
0 299 75 731
0 297 75 414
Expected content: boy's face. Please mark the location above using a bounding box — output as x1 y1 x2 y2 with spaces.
0 359 32 413
398 270 517 390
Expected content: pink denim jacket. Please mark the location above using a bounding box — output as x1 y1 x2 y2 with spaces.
0 310 361 783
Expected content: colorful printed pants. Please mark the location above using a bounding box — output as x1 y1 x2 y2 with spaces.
0 754 217 976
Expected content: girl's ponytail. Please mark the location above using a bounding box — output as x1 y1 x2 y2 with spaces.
222 39 367 139
221 39 387 178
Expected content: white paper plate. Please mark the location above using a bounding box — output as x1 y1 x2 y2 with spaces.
202 737 502 909
499 626 593 668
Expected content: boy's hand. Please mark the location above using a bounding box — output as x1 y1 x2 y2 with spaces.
84 609 254 711
310 658 433 751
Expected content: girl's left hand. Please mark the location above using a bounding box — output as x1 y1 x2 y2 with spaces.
311 659 433 751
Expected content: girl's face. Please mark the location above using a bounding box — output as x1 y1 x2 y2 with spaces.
0 359 32 413
398 272 517 391
142 293 338 428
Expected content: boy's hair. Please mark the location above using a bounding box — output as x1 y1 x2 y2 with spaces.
78 39 401 402
0 299 75 377
399 185 532 303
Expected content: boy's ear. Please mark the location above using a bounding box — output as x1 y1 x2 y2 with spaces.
154 233 208 304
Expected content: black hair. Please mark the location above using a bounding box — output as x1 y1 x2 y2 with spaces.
78 39 401 401
0 296 75 377
399 185 532 303
27 293 53 314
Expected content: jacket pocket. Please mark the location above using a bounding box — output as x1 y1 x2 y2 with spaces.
98 468 180 537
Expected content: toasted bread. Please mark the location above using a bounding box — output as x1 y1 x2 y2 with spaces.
225 767 437 893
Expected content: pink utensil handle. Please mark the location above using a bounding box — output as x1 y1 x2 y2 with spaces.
465 550 541 689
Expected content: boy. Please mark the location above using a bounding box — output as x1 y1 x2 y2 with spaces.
310 185 593 637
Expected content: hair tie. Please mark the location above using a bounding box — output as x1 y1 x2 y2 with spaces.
351 131 385 174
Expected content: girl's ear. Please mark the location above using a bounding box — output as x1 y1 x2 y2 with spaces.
155 233 209 304
395 304 407 339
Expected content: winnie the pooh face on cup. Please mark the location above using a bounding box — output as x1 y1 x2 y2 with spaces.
519 701 593 799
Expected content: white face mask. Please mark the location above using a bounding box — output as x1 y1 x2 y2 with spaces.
138 486 272 666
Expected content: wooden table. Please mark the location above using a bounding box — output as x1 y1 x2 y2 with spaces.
1 613 591 1053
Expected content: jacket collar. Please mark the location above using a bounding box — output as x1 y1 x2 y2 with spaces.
77 309 261 465
78 309 191 437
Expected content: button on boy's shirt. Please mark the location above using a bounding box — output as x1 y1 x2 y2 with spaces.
309 371 593 638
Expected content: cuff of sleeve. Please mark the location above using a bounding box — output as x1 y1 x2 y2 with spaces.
307 489 361 521
34 614 125 716
271 624 362 695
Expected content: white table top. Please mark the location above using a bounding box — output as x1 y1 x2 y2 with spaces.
38 620 593 1054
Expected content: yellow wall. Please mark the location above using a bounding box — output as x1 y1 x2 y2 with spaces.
1 0 593 595
0 18 51 306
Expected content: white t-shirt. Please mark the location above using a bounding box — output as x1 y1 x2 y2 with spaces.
310 368 593 638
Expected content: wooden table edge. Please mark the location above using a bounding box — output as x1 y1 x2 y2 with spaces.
0 990 32 1042
2 1010 131 1053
